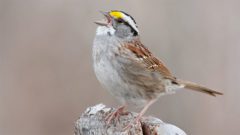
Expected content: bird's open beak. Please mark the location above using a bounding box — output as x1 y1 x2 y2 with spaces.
94 11 112 26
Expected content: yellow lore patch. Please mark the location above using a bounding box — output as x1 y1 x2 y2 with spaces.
109 11 123 19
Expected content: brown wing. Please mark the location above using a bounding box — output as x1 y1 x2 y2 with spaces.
120 38 175 80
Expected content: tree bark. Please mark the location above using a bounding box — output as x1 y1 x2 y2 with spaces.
74 104 187 135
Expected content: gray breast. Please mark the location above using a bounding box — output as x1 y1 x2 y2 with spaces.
92 35 165 107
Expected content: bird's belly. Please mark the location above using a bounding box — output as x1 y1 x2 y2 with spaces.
93 58 151 107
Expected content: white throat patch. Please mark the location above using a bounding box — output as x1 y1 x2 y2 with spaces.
96 26 115 36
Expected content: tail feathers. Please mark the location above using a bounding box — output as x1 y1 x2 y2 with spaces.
177 79 223 96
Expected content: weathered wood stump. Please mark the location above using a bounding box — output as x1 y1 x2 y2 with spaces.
74 104 186 135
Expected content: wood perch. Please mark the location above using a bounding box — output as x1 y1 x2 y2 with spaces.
74 104 187 135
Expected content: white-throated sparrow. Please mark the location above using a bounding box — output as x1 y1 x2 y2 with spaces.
92 10 223 129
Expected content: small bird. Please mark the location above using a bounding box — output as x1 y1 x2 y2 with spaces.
92 10 223 128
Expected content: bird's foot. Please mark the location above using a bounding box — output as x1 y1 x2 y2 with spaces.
105 105 128 124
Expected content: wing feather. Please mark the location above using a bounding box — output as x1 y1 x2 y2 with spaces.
120 38 175 80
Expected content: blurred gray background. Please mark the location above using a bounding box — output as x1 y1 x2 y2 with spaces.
0 0 239 135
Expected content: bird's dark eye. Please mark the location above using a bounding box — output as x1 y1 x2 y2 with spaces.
117 19 124 24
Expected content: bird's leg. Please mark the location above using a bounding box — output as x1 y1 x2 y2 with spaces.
123 99 156 130
105 105 127 124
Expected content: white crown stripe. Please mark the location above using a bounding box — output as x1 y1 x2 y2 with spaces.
121 13 139 33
